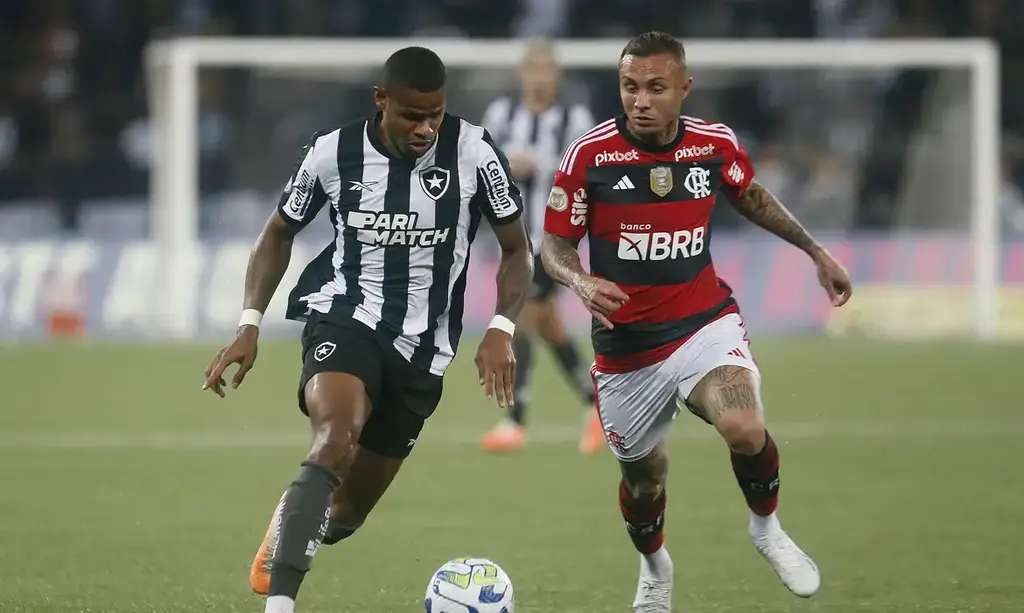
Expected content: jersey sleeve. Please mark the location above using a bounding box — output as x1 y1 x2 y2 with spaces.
471 129 524 226
543 164 590 241
718 126 755 199
276 132 331 230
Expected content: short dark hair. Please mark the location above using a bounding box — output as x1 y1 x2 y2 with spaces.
381 46 447 92
620 31 685 61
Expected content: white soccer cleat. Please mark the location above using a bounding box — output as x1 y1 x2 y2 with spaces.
751 514 820 598
632 547 673 612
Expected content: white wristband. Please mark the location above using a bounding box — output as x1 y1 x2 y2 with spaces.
238 308 263 329
487 314 516 336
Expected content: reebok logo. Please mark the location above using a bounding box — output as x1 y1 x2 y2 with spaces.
617 226 706 261
348 180 377 192
674 144 715 160
594 150 639 166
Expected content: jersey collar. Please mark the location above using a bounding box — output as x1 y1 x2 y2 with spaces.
615 114 685 154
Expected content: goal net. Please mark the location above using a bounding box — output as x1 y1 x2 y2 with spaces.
144 37 1008 341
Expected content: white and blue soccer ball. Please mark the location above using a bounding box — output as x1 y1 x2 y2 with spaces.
424 557 514 613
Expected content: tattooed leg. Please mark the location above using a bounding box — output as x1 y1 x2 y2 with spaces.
688 365 766 455
688 364 820 598
689 365 776 512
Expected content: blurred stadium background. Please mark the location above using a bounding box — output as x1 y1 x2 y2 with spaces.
1 1 1022 612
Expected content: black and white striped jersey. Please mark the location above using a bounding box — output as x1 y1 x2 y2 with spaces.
277 112 524 376
481 96 593 251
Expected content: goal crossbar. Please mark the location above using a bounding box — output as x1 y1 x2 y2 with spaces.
144 37 1001 339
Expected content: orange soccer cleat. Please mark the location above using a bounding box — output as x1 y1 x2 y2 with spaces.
578 406 606 455
249 491 286 595
480 419 527 453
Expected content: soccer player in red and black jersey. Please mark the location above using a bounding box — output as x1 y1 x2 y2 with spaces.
542 32 852 611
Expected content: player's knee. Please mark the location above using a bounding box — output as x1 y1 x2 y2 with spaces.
620 446 668 503
716 412 766 455
623 477 664 504
303 374 370 469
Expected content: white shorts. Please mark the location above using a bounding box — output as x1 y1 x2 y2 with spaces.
591 313 759 461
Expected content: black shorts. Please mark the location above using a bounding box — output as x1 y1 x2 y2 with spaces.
297 313 444 459
530 252 558 302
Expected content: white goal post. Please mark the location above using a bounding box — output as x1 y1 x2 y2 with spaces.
144 37 1001 340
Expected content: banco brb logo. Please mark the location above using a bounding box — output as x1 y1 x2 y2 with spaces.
617 226 706 261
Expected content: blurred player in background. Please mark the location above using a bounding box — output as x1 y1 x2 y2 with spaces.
202 47 532 613
478 38 605 455
542 32 852 612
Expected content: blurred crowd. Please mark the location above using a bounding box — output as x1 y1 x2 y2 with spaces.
1 0 1023 236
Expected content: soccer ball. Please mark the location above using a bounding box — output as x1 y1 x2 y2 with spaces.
424 557 514 612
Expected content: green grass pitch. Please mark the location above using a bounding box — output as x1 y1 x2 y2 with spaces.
0 337 1022 612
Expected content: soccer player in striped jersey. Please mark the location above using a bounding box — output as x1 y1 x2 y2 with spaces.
542 32 852 611
201 46 532 613
477 38 605 454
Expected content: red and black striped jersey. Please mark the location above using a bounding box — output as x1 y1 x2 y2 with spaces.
544 114 755 373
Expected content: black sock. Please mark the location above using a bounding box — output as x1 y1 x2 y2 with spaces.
510 335 533 425
549 339 595 405
268 461 342 600
322 519 360 545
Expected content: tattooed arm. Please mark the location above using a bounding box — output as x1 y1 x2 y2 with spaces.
540 233 585 292
727 180 823 256
727 180 853 306
541 232 629 329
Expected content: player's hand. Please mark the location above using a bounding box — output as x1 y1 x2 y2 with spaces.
474 328 516 409
811 248 853 307
572 274 629 329
202 325 259 398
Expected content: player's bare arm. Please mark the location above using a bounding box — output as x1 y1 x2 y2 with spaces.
728 180 853 306
476 217 533 409
203 213 298 397
541 232 629 330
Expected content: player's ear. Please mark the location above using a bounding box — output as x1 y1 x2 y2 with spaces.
372 86 387 112
679 75 693 102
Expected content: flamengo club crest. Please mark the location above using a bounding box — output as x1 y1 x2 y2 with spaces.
649 166 673 197
419 166 451 201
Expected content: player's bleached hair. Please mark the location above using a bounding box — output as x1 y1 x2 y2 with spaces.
381 46 447 92
620 31 685 61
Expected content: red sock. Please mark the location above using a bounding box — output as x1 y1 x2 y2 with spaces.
730 431 780 516
618 480 666 554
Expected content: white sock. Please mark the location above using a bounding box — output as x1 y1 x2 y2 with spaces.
265 595 295 613
641 546 673 579
749 511 781 539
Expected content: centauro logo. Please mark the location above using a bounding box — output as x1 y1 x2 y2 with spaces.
347 211 450 247
617 225 706 261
